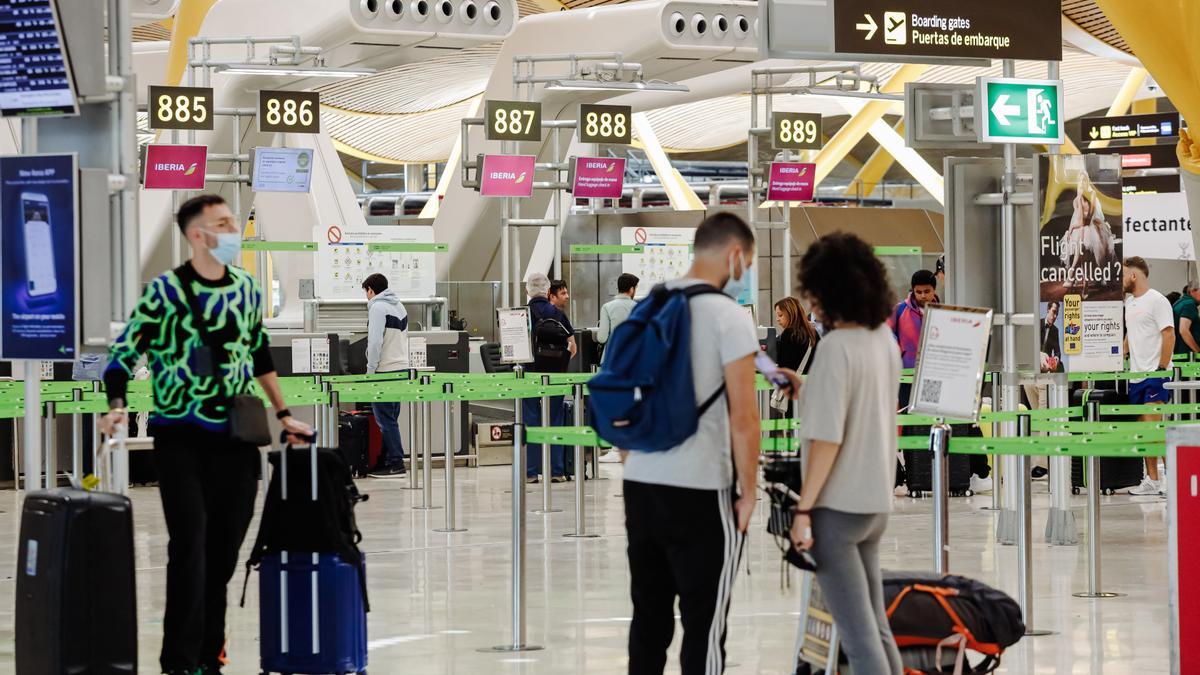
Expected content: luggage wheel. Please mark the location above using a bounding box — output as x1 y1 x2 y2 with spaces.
908 490 921 499
1104 488 1117 496
1072 487 1080 495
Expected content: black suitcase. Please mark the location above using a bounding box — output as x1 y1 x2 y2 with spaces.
338 411 371 477
903 424 978 498
1069 388 1146 495
16 489 137 674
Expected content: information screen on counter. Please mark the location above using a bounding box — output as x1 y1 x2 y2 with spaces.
497 307 533 364
148 85 213 131
579 104 632 145
251 147 313 193
0 152 78 360
485 99 542 142
908 304 993 420
0 0 77 117
258 89 320 134
832 0 1061 61
773 112 822 150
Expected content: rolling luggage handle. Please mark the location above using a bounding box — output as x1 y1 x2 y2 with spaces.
279 429 321 657
82 423 130 495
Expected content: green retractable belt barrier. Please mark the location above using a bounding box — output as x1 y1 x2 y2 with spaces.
524 425 612 448
761 418 802 432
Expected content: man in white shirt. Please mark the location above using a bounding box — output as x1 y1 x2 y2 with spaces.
596 273 638 464
622 212 761 674
1123 256 1174 495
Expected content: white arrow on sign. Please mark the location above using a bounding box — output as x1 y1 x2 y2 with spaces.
991 94 1021 127
856 13 877 40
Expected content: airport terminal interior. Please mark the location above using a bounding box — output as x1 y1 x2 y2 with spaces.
0 0 1198 673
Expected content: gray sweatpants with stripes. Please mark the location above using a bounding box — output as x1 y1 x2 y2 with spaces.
809 508 904 675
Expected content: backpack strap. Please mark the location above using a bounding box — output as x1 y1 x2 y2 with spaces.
682 283 733 416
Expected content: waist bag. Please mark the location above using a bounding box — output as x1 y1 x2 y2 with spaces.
884 571 1024 674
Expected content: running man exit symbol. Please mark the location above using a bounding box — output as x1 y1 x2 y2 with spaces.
1027 88 1056 135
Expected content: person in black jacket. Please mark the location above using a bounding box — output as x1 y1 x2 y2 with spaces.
525 273 575 482
774 296 819 375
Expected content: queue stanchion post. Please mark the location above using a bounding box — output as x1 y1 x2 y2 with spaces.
70 388 83 484
982 370 1002 512
328 389 342 448
1074 398 1123 599
402 368 420 490
997 372 1021 545
1045 376 1077 545
565 383 597 539
415 375 439 511
534 375 561 514
930 422 951 574
1016 413 1055 635
482 392 542 653
435 382 465 533
43 401 56 489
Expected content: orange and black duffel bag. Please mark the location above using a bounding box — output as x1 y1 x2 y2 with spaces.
884 571 1025 675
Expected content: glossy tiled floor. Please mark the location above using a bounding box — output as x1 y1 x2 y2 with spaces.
0 463 1172 674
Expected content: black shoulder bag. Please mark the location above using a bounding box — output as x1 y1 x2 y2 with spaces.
177 271 272 446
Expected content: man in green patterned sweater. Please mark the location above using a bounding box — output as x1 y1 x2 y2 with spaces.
100 194 309 675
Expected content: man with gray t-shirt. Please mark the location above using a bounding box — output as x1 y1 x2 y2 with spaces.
622 213 761 675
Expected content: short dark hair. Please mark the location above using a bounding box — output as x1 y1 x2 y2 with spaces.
799 232 894 328
361 273 389 294
549 279 568 297
1124 256 1150 277
617 273 640 294
693 211 755 253
176 194 226 232
911 269 937 289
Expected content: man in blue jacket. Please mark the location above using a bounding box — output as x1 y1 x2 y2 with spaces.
525 273 576 482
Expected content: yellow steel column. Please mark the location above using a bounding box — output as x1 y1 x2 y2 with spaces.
165 0 221 86
631 112 705 211
1087 67 1147 149
420 96 483 219
812 64 928 185
843 119 904 199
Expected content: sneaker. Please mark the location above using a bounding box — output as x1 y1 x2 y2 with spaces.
526 476 540 484
1031 466 1048 480
894 485 910 497
1128 477 1161 496
598 450 623 464
969 475 993 494
369 464 407 478
551 476 568 484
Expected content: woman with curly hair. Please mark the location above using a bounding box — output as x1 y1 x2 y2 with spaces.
789 232 904 675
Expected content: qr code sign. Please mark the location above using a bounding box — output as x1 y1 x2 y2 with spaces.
503 345 514 357
919 379 943 405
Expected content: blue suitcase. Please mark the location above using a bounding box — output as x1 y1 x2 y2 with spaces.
259 552 368 674
258 435 368 675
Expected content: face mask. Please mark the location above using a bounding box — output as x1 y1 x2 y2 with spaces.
722 250 750 300
203 230 242 266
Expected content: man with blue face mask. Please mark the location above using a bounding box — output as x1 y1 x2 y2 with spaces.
622 212 762 675
101 194 310 675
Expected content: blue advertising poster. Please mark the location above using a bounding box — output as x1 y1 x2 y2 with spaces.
0 153 77 360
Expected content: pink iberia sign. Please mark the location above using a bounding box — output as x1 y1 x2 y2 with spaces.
572 157 625 199
766 161 816 202
143 144 208 190
480 154 536 198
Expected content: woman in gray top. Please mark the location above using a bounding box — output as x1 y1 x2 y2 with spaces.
790 233 904 675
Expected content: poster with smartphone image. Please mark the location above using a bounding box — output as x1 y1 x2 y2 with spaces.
0 153 78 360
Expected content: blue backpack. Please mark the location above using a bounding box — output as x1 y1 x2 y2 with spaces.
588 283 729 451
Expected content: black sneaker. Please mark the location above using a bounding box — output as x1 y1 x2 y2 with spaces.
1031 466 1048 479
369 464 407 478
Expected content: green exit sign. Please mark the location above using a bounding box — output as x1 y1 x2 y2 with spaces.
977 77 1064 145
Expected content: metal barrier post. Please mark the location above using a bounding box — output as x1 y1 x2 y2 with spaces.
71 389 83 483
1017 414 1054 635
1045 376 1077 545
565 384 597 539
997 372 1021 545
983 370 1001 512
328 389 341 449
482 395 543 653
415 375 439 510
43 401 57 489
534 375 561 514
930 422 952 573
1074 398 1123 599
404 368 420 490
435 382 465 532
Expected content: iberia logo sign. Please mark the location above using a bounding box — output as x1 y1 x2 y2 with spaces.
572 156 625 199
479 154 536 198
143 144 208 191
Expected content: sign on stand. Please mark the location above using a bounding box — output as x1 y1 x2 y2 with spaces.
908 304 993 421
578 104 631 145
251 147 313 193
0 153 79 361
148 85 214 131
977 77 1064 145
497 307 533 364
313 224 437 300
142 144 207 190
1123 192 1193 261
766 162 816 202
479 154 535 198
570 157 624 198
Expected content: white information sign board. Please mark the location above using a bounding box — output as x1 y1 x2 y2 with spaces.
251 147 314 193
497 307 533 364
1122 191 1194 261
620 226 695 296
314 225 437 300
909 304 994 421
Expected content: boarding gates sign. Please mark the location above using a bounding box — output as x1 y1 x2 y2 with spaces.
977 77 1064 145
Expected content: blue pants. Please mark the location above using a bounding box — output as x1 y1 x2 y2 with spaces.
370 401 407 468
522 395 565 478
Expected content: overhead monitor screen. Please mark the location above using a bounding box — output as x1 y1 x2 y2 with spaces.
0 0 77 117
251 147 314 193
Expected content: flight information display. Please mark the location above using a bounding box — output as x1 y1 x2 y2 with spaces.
0 0 77 117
